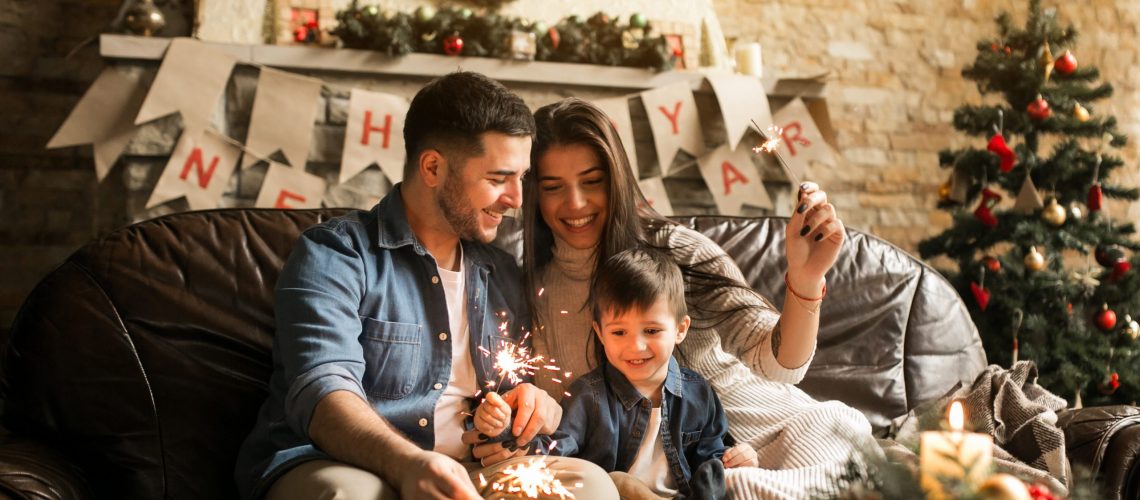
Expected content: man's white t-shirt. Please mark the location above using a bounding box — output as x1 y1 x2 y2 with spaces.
432 251 477 460
626 406 679 496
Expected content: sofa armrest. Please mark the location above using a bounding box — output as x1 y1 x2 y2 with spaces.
1056 405 1140 500
0 438 95 500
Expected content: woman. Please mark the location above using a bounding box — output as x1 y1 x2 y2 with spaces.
516 98 871 499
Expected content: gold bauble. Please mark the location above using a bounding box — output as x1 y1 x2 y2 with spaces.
1074 102 1091 122
1041 198 1066 226
1024 246 1046 272
978 473 1031 500
1125 314 1140 340
939 181 952 200
124 0 166 36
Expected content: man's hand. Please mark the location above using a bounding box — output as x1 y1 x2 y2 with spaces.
501 383 562 445
396 450 482 499
721 443 758 469
462 429 526 467
474 391 512 436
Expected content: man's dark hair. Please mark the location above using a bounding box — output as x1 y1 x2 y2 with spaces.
403 71 535 178
591 247 688 325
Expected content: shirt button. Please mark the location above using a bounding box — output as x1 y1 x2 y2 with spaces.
431 276 439 284
439 332 448 341
433 382 443 390
419 418 429 427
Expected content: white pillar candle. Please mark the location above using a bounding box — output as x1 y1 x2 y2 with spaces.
919 401 994 499
734 42 763 77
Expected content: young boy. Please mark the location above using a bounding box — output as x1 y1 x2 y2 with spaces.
476 248 758 499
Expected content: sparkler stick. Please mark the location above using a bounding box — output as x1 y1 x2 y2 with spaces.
750 119 802 188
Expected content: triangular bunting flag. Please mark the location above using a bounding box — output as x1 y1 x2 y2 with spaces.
771 98 836 180
146 130 240 210
1014 175 1044 214
697 144 772 215
341 89 408 184
241 67 323 169
255 161 328 208
135 38 237 136
593 96 639 176
706 74 773 150
46 67 147 181
640 81 705 176
637 176 674 216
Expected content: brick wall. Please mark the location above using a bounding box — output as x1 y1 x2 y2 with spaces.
2 0 1139 330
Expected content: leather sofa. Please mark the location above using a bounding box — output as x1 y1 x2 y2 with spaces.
1 208 1137 498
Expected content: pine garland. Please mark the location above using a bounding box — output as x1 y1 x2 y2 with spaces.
333 3 674 72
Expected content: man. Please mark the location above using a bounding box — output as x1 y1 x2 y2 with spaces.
236 72 616 499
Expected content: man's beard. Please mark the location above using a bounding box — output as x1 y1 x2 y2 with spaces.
437 170 492 243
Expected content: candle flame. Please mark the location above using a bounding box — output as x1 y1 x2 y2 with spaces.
948 401 964 431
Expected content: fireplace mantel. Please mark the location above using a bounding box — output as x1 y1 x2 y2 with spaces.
99 34 826 97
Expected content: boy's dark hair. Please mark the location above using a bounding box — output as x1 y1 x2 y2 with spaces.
403 71 536 179
591 247 688 325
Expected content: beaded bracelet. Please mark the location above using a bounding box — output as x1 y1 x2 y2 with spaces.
784 273 826 302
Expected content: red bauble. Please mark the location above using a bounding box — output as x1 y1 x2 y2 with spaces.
1095 304 1117 331
1027 96 1051 120
442 34 464 56
970 282 991 311
987 134 1017 172
1088 183 1103 212
1111 260 1132 282
1055 50 1078 75
1099 372 1121 395
983 256 1002 272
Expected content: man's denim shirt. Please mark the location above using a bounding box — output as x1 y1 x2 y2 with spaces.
235 186 530 499
536 357 728 496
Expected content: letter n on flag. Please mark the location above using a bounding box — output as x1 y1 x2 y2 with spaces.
639 81 705 176
696 144 772 215
341 89 408 185
146 130 240 210
255 162 328 209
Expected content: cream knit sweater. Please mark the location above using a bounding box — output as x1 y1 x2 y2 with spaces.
533 224 873 499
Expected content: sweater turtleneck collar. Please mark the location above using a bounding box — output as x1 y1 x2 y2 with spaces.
551 237 597 281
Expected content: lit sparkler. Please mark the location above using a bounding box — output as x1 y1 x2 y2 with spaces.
493 339 546 388
749 119 802 187
752 124 784 153
492 457 576 499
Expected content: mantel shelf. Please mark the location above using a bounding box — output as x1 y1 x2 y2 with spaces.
99 34 826 98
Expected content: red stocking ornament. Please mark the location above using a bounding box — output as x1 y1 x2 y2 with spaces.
974 188 1002 228
1088 183 1103 212
987 134 1017 172
970 282 991 311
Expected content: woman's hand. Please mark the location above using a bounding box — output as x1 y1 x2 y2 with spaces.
785 182 844 294
474 391 511 437
462 430 526 467
721 443 759 469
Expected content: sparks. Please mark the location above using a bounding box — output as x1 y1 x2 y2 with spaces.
499 321 509 333
492 457 576 498
538 287 545 297
478 473 488 487
493 340 547 388
752 125 784 153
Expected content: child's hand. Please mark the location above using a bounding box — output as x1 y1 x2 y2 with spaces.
722 443 758 469
474 391 512 436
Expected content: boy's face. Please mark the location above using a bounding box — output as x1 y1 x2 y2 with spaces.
593 297 690 400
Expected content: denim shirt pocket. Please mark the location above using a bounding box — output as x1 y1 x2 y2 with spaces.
681 430 702 447
360 317 424 399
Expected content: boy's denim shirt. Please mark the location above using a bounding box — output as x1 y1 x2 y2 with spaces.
535 357 728 496
234 185 531 500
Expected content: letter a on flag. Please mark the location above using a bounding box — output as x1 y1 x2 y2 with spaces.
146 130 240 210
341 89 407 185
696 144 772 215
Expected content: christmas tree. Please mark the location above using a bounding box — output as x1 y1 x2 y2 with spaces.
918 0 1140 406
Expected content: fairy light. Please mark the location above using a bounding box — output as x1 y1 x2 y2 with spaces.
492 457 576 499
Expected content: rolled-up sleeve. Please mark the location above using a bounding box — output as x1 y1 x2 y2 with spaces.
275 224 369 439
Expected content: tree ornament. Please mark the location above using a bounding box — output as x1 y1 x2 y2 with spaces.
1013 175 1044 215
629 12 648 29
363 5 379 16
987 134 1017 172
442 33 464 56
1040 198 1066 226
547 27 560 50
938 180 952 201
1111 260 1132 282
1099 372 1121 395
1088 183 1103 211
1039 43 1055 81
970 281 991 311
1024 246 1046 272
1067 201 1084 222
1073 102 1090 122
983 256 1001 272
1004 45 1012 55
978 473 1031 500
1096 244 1124 268
414 5 437 22
124 0 166 36
1027 95 1051 120
1055 50 1078 75
1123 315 1140 340
1095 303 1118 331
974 188 1002 228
